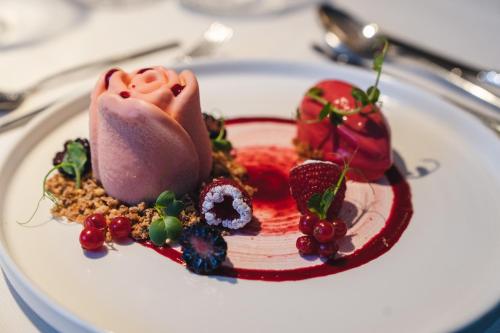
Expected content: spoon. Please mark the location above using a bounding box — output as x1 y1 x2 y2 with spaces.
317 3 500 123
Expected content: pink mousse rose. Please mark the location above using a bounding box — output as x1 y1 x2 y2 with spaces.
89 67 212 204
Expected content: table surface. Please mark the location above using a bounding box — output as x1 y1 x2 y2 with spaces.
0 0 499 332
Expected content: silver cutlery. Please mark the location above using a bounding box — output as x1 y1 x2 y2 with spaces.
0 41 181 113
316 4 500 126
0 22 234 131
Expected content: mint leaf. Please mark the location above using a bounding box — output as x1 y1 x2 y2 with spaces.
149 218 168 246
319 103 330 121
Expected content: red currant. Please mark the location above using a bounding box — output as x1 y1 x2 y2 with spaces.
296 236 318 255
332 219 347 239
79 227 105 251
313 220 335 243
318 241 339 259
109 216 132 240
298 214 318 235
84 213 107 231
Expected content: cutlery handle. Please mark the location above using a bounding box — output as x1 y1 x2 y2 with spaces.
29 40 181 93
313 44 500 132
382 59 500 121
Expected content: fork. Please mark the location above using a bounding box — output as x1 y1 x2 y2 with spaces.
0 22 234 130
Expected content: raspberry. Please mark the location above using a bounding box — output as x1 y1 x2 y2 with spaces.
289 160 346 220
200 178 253 230
180 224 227 274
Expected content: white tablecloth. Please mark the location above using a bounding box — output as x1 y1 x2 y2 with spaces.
0 0 498 331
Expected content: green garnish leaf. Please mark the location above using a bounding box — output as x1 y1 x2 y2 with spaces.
307 164 350 220
307 87 323 98
351 87 369 106
149 218 168 246
165 200 184 217
307 193 323 219
164 216 183 240
367 86 380 103
156 190 175 208
319 103 331 121
154 190 184 218
212 139 233 152
61 141 87 188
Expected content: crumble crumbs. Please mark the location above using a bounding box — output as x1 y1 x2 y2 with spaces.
45 150 253 241
293 138 324 161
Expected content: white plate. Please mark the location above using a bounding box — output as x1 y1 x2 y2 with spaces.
0 60 499 333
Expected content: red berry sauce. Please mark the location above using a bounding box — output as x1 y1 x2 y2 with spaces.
140 117 413 282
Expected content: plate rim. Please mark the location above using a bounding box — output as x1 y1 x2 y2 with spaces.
0 58 499 333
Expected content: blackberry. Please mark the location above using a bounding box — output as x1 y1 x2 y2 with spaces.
179 224 227 274
52 138 91 178
203 113 226 139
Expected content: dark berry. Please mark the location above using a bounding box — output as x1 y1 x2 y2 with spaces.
313 220 335 243
296 235 318 255
84 213 107 231
203 113 226 139
179 224 227 274
298 214 318 235
52 138 91 179
318 241 338 259
109 216 131 240
332 219 347 239
79 227 105 251
171 84 185 97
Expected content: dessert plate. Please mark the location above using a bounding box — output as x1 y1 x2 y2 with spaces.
0 60 499 333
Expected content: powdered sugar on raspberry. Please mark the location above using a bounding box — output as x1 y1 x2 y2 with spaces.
201 184 252 229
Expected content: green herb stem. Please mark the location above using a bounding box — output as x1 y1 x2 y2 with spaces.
306 93 362 117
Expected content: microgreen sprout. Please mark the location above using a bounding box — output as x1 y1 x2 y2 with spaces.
148 190 184 246
211 118 233 153
305 39 389 125
18 140 89 225
306 149 358 220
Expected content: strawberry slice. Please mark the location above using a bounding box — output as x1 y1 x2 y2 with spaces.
289 160 346 220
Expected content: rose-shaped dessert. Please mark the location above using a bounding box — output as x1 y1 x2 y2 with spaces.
297 80 392 181
89 67 212 204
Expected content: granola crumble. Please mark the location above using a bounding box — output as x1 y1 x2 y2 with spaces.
46 150 253 241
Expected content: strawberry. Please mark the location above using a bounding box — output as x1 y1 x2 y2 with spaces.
289 160 346 220
200 178 253 230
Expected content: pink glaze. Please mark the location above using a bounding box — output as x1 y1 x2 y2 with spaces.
89 67 212 204
297 80 392 181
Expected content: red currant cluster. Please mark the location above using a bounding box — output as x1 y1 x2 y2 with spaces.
79 213 132 251
295 214 347 259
